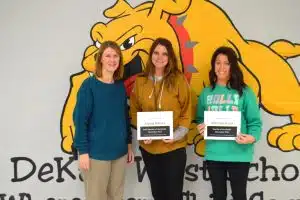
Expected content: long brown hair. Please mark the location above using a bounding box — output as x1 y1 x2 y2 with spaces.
95 40 124 80
209 46 246 96
143 37 181 89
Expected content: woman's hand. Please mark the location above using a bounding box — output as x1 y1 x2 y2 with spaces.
236 133 256 144
79 153 90 171
127 144 135 164
197 123 205 136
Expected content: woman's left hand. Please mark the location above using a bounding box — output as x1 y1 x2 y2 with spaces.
127 144 135 164
236 133 256 144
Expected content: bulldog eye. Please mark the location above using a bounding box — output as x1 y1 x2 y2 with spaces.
95 40 101 48
120 36 135 50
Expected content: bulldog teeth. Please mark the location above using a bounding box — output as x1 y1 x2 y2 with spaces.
95 41 101 48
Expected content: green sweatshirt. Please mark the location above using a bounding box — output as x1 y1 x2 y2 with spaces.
196 84 262 162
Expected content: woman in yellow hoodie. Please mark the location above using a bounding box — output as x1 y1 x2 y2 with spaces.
130 38 192 200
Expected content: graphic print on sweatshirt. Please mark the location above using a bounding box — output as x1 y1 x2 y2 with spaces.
206 93 240 111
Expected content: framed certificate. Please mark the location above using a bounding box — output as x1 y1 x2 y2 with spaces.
137 111 173 140
204 111 241 140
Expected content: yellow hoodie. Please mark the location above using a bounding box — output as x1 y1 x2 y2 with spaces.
130 73 192 154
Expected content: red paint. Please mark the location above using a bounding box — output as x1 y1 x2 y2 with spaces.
169 15 193 82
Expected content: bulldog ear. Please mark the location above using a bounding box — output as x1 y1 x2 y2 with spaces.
149 0 191 20
91 22 107 42
104 0 134 18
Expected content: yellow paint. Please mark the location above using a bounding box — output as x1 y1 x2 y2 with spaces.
61 0 300 154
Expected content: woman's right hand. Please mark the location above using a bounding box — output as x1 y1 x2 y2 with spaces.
79 153 90 171
197 123 205 136
143 139 152 144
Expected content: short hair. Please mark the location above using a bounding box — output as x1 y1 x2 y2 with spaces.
95 41 124 80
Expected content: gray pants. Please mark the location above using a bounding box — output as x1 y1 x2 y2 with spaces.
81 155 127 200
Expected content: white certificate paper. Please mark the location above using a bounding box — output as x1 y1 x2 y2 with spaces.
204 111 241 140
137 111 173 140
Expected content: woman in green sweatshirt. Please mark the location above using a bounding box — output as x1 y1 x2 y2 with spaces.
196 46 262 200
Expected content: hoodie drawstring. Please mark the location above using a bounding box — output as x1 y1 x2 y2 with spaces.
158 81 164 109
148 78 156 99
148 77 164 110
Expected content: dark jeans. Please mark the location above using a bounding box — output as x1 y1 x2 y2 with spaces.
140 147 187 200
205 160 250 200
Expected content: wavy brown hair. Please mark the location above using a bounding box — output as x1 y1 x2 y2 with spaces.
209 46 246 96
143 37 181 89
95 40 124 80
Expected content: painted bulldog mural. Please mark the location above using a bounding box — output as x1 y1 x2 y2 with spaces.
60 0 300 156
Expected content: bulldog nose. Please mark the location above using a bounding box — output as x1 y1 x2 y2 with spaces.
123 55 143 79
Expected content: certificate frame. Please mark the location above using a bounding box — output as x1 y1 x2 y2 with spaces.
137 111 173 140
204 111 241 140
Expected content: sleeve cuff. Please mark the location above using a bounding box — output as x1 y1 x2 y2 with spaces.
173 126 189 141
